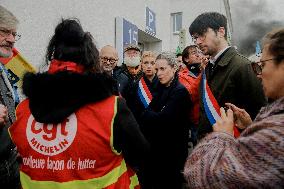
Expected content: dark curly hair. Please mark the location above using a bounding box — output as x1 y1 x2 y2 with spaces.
45 18 100 72
262 28 284 64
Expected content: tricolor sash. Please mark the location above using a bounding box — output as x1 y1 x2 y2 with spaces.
201 71 240 137
137 77 153 108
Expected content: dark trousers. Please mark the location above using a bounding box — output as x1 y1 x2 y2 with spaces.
0 148 20 189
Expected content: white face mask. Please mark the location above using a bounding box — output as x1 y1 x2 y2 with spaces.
124 56 141 67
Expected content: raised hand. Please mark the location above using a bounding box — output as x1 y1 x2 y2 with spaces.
200 55 209 70
225 103 252 129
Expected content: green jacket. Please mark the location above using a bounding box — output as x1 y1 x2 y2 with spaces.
198 47 267 138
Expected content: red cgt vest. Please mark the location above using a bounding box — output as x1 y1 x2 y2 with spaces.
9 96 139 189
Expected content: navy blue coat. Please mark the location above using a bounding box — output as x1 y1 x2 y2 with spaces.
139 74 192 189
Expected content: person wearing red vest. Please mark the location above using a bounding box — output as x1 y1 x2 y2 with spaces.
9 19 149 189
178 45 208 147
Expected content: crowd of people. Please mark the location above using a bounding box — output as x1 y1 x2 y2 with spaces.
0 4 283 189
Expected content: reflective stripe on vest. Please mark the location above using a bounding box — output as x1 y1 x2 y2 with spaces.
20 159 138 189
11 96 140 188
129 174 139 189
110 97 121 155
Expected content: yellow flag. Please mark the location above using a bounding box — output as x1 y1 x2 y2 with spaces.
0 48 36 88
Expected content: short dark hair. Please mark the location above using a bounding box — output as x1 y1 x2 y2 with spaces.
189 12 227 38
262 28 284 64
182 45 197 64
45 18 100 72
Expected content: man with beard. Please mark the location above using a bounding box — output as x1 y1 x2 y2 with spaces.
0 5 20 189
114 44 143 97
189 12 266 139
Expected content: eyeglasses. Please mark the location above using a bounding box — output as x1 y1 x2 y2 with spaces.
0 28 21 41
251 58 277 75
192 33 207 43
100 57 118 64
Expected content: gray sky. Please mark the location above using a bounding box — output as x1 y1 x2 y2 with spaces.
229 0 284 55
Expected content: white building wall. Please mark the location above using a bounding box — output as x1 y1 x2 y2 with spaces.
1 0 229 69
169 0 227 52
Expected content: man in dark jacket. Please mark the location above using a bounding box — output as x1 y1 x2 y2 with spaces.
189 12 266 139
0 5 20 189
113 44 143 97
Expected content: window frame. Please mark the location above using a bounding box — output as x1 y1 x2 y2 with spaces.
171 12 182 34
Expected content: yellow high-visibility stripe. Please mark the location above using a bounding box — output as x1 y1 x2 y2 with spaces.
129 174 139 189
21 159 128 189
110 96 121 155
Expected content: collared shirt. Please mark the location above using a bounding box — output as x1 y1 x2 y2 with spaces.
209 46 231 65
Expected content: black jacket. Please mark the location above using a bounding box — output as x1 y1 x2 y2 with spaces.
22 71 149 169
124 74 159 124
113 64 143 97
140 74 192 188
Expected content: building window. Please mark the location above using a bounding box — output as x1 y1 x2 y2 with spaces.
172 12 182 33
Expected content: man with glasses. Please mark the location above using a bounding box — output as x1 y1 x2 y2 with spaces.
99 45 119 76
0 5 20 189
189 12 266 139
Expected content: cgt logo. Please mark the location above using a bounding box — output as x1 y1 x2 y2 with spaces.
26 114 77 156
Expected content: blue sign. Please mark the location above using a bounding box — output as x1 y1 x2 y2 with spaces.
146 7 156 36
123 19 138 48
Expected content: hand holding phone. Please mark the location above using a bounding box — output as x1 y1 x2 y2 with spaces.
225 103 253 129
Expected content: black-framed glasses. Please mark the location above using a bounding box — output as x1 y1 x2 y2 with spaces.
251 58 277 75
0 28 21 41
100 57 118 64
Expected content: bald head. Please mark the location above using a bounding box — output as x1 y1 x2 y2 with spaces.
99 45 118 75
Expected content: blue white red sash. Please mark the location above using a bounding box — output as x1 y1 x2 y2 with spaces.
137 77 153 108
201 71 240 137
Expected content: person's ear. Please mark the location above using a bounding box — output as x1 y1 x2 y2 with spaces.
218 27 225 38
173 64 178 71
184 57 189 64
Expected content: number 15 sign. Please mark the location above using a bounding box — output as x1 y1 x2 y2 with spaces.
115 17 138 65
